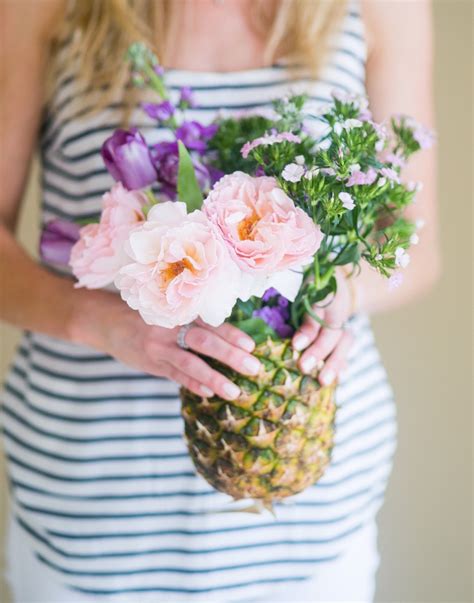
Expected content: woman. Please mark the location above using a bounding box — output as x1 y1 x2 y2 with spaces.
1 1 439 601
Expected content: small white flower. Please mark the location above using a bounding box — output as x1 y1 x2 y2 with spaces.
333 122 343 136
416 219 425 230
375 253 383 261
388 272 404 290
375 139 385 152
338 192 355 210
349 163 361 174
410 233 420 245
407 181 423 193
295 155 306 165
395 246 411 268
314 138 331 151
378 177 387 187
282 163 305 183
343 118 363 130
304 166 320 180
357 96 369 111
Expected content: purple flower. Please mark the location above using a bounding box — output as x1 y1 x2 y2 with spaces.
208 165 225 186
179 86 196 108
253 307 291 338
101 129 157 190
379 167 401 184
346 168 377 187
151 141 211 198
141 100 175 122
39 219 81 266
153 64 165 77
262 287 280 302
241 132 301 159
176 121 219 154
253 289 294 338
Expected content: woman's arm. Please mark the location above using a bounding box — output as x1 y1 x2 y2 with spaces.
0 1 260 402
358 0 440 312
294 0 440 380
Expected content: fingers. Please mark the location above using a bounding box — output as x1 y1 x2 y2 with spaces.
168 349 241 401
208 322 256 353
319 331 353 386
299 326 344 374
184 326 261 377
165 365 215 398
292 308 325 352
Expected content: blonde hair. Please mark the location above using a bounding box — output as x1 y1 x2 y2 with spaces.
47 0 347 109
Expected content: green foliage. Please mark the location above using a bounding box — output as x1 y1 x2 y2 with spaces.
232 317 279 345
207 116 272 173
237 94 431 328
177 141 203 211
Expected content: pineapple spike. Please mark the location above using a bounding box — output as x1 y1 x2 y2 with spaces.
180 339 337 505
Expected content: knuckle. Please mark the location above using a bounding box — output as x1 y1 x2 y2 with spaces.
189 328 210 349
210 374 226 392
226 350 242 368
180 355 196 374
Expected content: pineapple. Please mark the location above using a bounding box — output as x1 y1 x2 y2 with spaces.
180 337 336 505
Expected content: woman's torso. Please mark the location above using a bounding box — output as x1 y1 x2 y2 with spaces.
1 4 397 601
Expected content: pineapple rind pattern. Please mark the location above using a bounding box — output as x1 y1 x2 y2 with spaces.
180 338 337 503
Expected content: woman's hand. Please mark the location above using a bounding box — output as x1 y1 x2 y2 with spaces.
292 270 355 386
71 290 260 401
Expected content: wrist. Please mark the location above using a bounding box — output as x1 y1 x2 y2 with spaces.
68 288 122 351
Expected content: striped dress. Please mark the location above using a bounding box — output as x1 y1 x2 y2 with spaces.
1 5 397 602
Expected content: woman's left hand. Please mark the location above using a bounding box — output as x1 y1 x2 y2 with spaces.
292 269 356 386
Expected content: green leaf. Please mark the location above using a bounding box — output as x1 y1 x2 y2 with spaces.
177 141 203 212
231 318 278 345
333 243 360 266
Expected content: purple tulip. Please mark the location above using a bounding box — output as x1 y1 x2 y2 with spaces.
39 219 81 266
141 100 175 122
208 165 225 186
175 121 219 154
151 141 211 199
179 86 196 108
253 305 293 338
101 129 157 190
253 288 294 338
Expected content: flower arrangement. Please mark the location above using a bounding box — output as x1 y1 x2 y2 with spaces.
40 43 433 504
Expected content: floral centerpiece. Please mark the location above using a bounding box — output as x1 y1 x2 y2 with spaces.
41 43 433 506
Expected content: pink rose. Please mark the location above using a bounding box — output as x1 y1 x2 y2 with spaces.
115 202 241 328
203 172 322 301
70 183 146 288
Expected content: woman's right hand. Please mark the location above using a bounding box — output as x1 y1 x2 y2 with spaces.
71 290 260 401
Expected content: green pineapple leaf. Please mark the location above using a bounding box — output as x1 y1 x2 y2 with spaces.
177 141 203 212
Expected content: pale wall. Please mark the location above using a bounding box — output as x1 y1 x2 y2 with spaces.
1 2 472 601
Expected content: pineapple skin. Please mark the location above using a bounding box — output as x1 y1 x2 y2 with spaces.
181 338 337 504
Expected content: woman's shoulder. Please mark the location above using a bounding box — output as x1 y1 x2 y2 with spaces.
2 0 66 45
360 0 433 56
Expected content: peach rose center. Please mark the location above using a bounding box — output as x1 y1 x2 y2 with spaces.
161 258 196 287
237 212 259 241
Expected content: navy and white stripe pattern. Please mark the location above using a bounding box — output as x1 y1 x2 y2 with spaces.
1 5 397 601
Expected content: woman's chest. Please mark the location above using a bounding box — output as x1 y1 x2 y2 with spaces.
40 58 366 223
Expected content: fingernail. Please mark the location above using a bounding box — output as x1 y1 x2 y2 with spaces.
302 355 317 373
238 337 255 352
243 356 261 375
320 369 336 385
316 359 325 371
200 386 214 397
293 334 310 351
223 383 241 400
